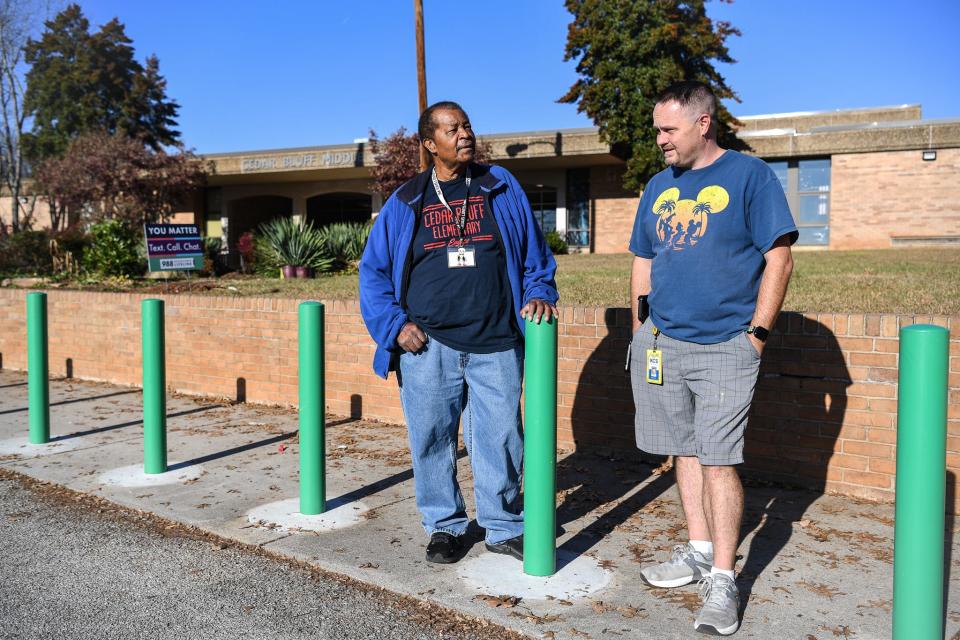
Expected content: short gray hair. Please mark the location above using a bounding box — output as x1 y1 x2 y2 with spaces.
655 81 717 121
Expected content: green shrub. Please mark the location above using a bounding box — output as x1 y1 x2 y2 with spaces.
252 234 281 277
83 219 144 278
545 230 569 255
257 216 334 273
318 222 371 270
0 230 52 275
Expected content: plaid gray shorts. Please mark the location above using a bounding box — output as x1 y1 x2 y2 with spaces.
629 317 761 465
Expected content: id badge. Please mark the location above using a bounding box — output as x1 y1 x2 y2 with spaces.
447 245 476 268
646 349 663 385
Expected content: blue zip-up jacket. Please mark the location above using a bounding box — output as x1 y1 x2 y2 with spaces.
359 163 559 379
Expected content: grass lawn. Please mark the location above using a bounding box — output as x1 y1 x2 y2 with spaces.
553 248 960 315
12 248 959 315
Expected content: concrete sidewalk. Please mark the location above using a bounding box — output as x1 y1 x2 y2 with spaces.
1 370 956 639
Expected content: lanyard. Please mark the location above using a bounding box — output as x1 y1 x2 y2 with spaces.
431 166 472 239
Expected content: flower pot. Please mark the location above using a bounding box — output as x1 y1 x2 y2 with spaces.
295 266 313 279
281 265 296 279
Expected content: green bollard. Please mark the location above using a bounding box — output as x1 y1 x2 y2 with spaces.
523 315 558 576
141 299 167 474
893 324 949 640
27 292 50 444
299 301 325 515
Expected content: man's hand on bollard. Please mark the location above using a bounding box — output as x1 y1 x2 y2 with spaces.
520 299 557 324
397 322 428 353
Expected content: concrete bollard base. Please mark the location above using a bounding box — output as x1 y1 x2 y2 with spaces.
458 550 611 600
98 463 205 487
246 497 369 533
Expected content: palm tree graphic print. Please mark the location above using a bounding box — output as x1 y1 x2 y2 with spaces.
652 186 730 250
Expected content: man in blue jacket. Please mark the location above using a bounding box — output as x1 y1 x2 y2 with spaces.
359 101 558 564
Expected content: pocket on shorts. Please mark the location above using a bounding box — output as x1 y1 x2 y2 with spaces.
740 331 762 360
632 315 653 342
626 318 645 370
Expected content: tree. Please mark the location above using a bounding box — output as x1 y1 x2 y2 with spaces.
34 130 209 231
22 4 180 162
369 127 493 201
0 0 49 233
559 0 742 192
369 128 420 201
122 55 179 152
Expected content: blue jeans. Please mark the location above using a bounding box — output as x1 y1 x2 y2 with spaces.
398 339 524 544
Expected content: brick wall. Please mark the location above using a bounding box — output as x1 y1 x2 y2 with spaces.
1 289 957 511
0 291 405 426
590 166 638 254
831 148 960 249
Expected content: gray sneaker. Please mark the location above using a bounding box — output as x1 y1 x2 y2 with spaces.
640 544 712 588
694 574 741 636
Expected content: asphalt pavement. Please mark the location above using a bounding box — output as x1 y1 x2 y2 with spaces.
0 473 514 640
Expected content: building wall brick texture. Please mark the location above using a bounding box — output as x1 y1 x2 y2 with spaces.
831 148 960 249
1 289 958 512
589 147 960 253
591 166 638 254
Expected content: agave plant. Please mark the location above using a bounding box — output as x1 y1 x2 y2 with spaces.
257 215 298 265
317 222 372 270
257 216 334 273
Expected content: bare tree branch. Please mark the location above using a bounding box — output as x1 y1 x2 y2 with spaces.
0 0 59 233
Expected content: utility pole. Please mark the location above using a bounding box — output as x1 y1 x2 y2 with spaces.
414 0 429 172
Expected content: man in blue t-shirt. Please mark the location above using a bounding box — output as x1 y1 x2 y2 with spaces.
628 82 797 636
359 101 558 566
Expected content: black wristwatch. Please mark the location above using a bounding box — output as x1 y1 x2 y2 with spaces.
746 325 769 342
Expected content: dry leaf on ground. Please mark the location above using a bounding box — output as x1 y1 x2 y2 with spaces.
474 594 521 608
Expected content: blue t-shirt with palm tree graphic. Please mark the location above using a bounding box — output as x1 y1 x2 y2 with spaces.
629 150 797 344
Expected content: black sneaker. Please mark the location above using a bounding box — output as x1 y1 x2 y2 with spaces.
485 535 523 560
426 532 462 564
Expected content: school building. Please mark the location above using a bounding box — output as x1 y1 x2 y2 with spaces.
192 104 958 260
6 104 959 257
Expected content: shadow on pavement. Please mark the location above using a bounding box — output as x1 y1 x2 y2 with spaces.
51 405 221 442
558 308 675 566
328 446 468 509
737 314 849 618
557 464 675 569
557 309 859 616
166 417 361 472
0 389 140 415
167 431 299 471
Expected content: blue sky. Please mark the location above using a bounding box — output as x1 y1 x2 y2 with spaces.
65 0 960 153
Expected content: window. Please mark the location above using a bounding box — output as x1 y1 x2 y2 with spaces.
522 185 558 233
765 158 830 246
565 168 590 248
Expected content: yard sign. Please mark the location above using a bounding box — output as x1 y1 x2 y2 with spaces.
144 224 204 271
